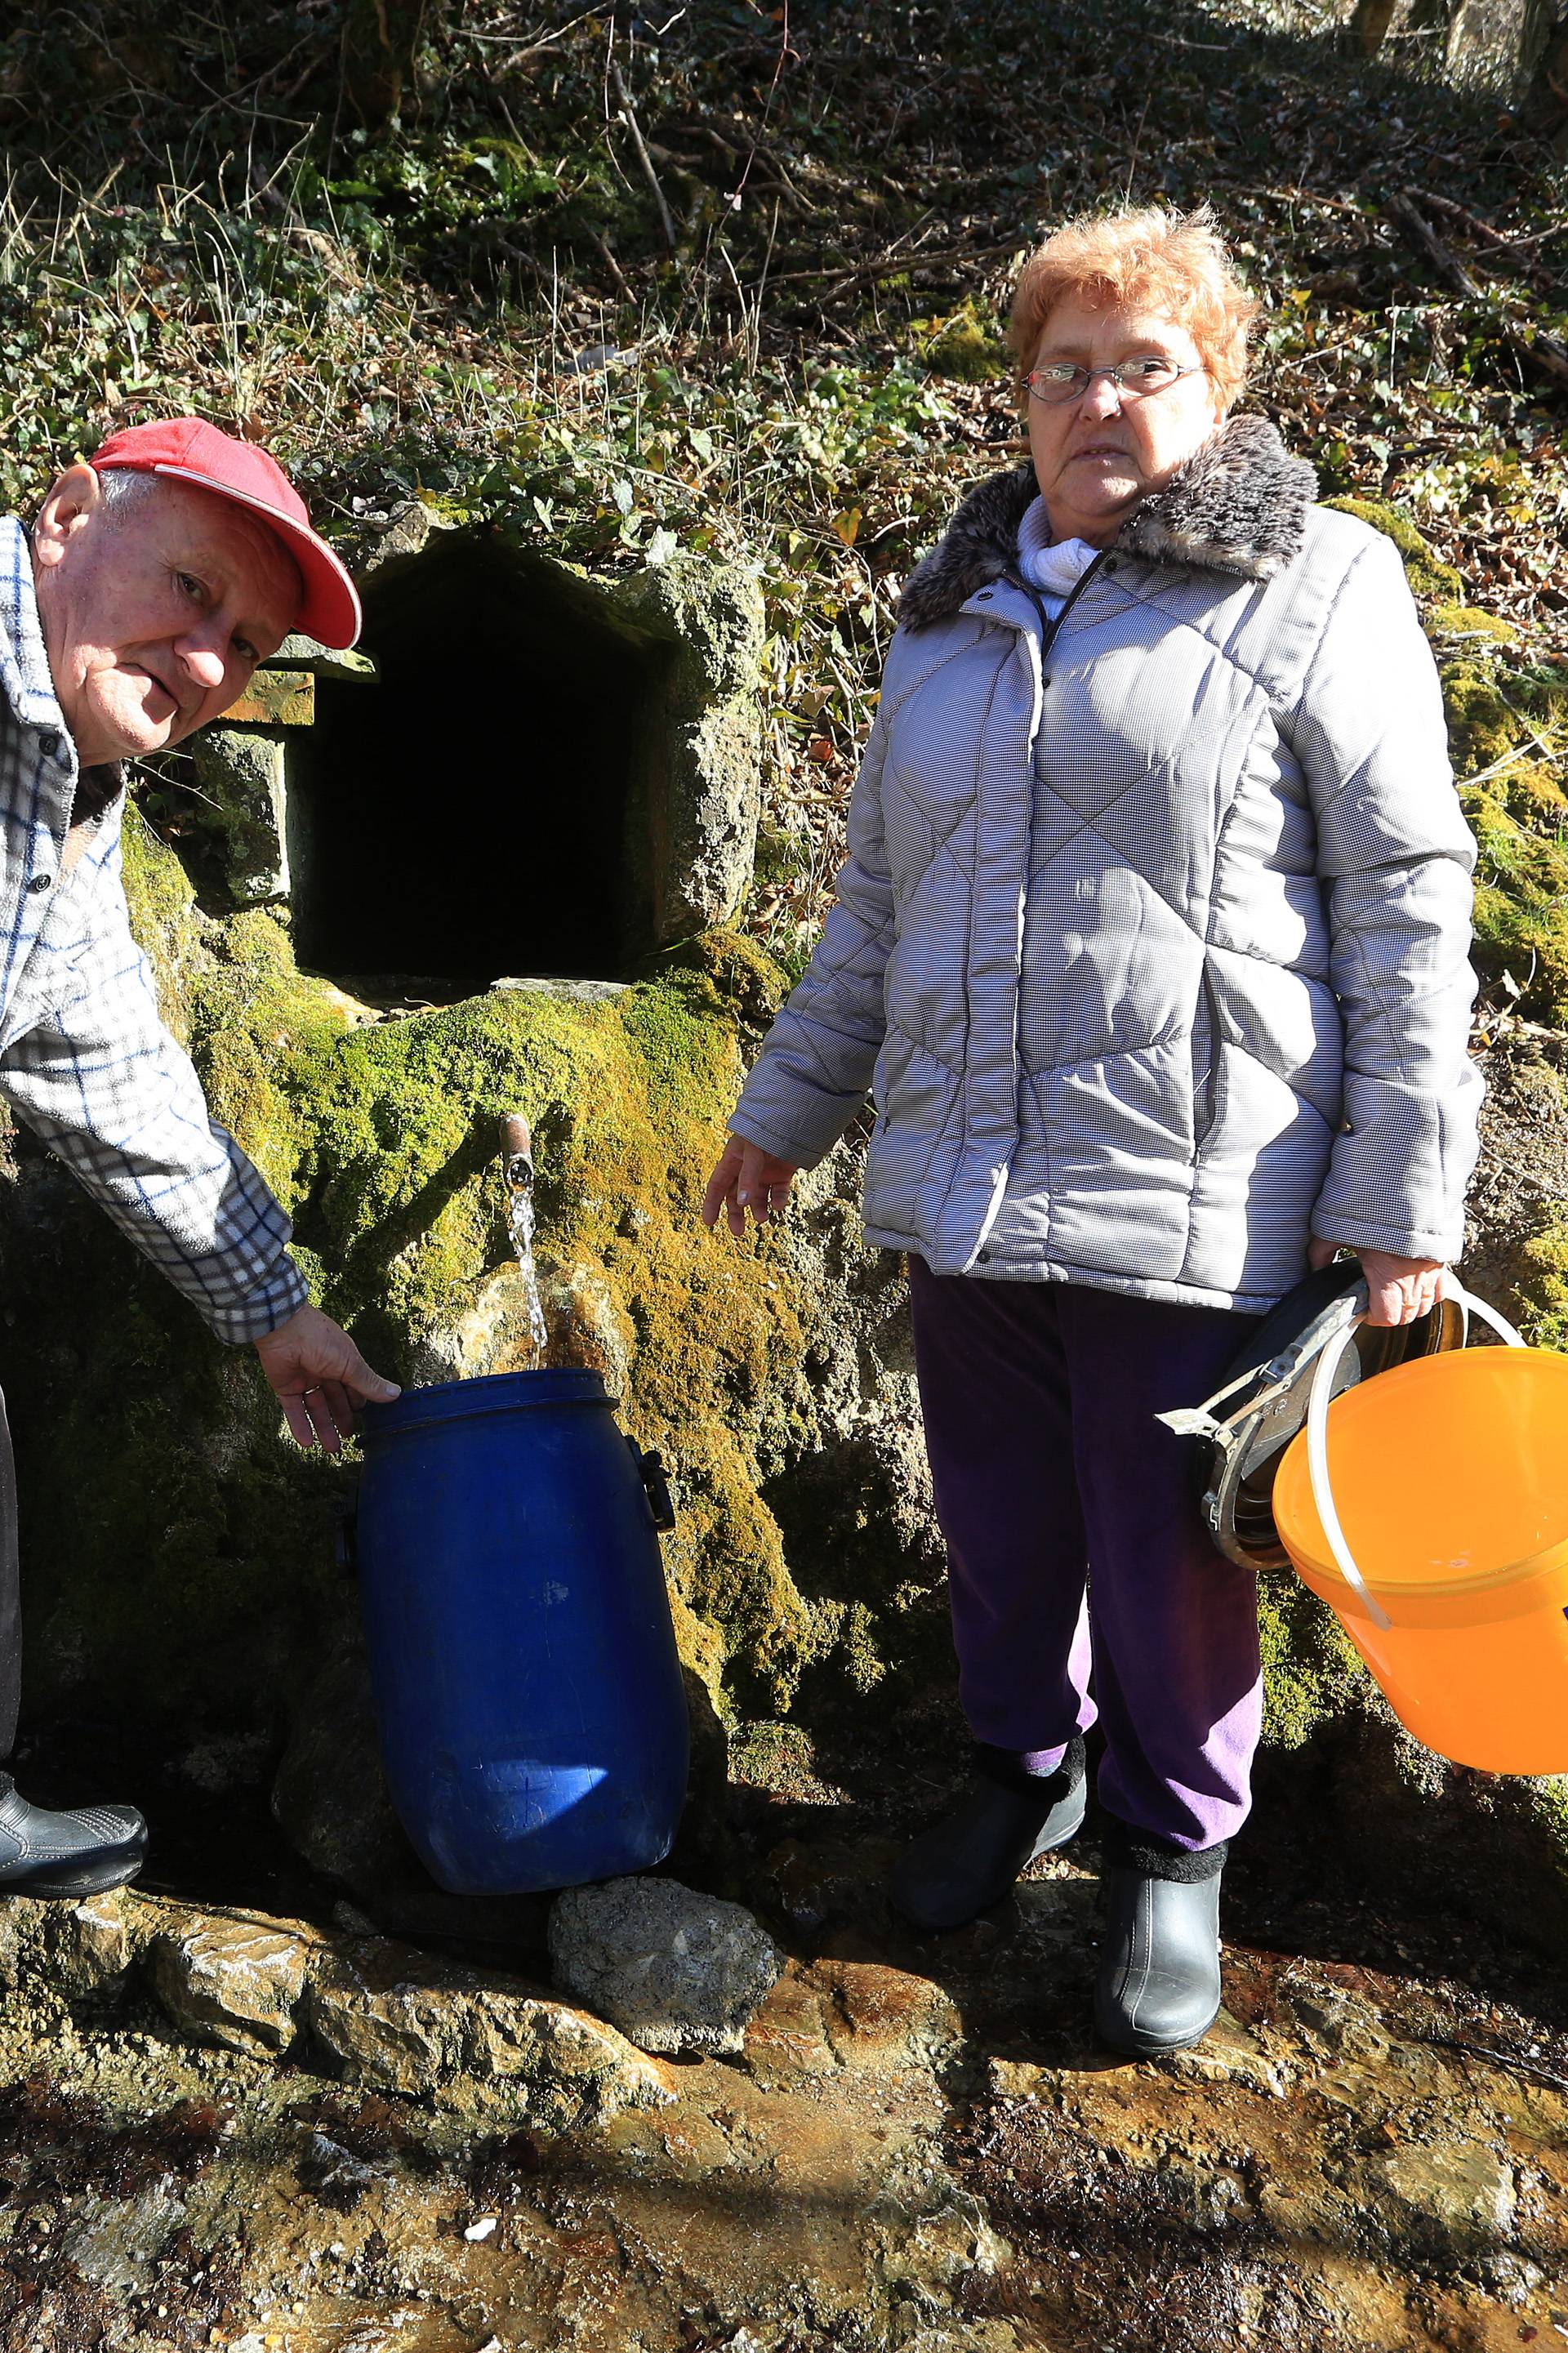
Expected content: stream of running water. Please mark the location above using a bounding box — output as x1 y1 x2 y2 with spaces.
500 1112 549 1366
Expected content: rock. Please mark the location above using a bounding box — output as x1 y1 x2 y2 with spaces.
60 2184 190 2293
270 1641 553 1961
549 1876 782 2055
1282 1977 1391 2064
0 1896 44 1989
189 729 292 904
150 1909 317 2054
813 1959 962 2081
863 2156 1010 2302
741 1964 840 2090
52 1890 136 1994
490 976 630 1003
406 1254 633 1392
307 1936 671 2127
1369 2137 1517 2261
1160 2007 1293 2096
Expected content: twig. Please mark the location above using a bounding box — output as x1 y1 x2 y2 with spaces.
608 53 677 252
768 240 1018 287
584 224 631 296
724 0 798 214
1408 187 1568 256
1411 2030 1568 2096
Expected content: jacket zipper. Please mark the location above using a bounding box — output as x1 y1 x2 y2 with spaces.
964 550 1112 1273
1009 547 1111 667
1193 961 1223 1150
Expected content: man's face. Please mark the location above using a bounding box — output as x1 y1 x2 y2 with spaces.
31 466 302 767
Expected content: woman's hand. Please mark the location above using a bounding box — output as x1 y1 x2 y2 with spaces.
702 1137 800 1239
1307 1237 1446 1328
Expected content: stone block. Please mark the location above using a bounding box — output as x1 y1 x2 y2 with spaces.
151 1909 318 2053
53 1890 136 1994
307 1937 671 2128
189 729 290 903
220 671 314 727
549 1875 781 2056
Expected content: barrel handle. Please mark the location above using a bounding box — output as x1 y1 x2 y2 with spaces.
335 1489 359 1576
626 1437 678 1533
1304 1278 1526 1635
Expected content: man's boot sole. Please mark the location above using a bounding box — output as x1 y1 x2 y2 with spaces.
0 1834 148 1899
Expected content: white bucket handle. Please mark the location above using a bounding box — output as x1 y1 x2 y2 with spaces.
1304 1278 1526 1633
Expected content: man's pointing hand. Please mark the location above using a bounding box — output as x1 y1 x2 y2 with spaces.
252 1303 401 1453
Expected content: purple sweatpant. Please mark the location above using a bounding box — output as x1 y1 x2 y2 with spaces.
907 1259 1265 1852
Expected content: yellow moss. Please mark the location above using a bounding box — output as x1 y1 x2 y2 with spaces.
1429 602 1518 647
913 301 1009 383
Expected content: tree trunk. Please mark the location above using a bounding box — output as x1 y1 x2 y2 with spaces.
1521 5 1568 145
1351 0 1403 52
340 0 431 129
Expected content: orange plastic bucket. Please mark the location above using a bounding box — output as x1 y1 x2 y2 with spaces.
1272 1304 1568 1775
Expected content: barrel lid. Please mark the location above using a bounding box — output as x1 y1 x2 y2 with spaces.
362 1366 611 1440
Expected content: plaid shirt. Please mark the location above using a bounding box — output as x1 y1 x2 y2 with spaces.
0 519 309 1344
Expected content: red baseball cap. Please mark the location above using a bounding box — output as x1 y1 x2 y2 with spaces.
88 418 362 649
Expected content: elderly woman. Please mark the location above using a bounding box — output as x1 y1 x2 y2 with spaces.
702 206 1479 2055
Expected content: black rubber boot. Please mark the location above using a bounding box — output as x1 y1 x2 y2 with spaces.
1094 1840 1225 2057
890 1739 1086 1932
0 1774 147 1896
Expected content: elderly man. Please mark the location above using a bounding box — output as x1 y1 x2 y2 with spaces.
0 417 399 1895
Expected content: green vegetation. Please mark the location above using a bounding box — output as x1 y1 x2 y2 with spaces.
1 0 1565 1821
1 0 1563 977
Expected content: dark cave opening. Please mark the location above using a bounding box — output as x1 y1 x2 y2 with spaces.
286 536 673 988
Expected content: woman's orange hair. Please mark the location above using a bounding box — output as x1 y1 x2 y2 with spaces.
1009 205 1260 411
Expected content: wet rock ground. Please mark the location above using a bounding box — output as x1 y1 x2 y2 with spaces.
0 1709 1565 2352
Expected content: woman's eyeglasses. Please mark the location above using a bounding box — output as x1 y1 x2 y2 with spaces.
1026 358 1206 405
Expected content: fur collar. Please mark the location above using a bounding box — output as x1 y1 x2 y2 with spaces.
898 414 1317 630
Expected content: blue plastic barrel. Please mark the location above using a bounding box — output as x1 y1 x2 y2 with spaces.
354 1369 688 1895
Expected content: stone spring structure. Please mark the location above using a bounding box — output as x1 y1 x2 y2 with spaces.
185 501 768 987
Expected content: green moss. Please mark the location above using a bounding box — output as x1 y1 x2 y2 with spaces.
1258 1573 1372 1750
913 301 1009 383
1428 602 1518 648
1518 1210 1568 1351
9 809 854 1728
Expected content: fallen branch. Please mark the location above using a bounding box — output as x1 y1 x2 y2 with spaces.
768 241 1019 287
1387 194 1568 391
1412 2030 1568 2097
608 54 677 252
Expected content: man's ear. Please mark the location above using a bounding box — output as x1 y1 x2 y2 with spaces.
33 463 105 573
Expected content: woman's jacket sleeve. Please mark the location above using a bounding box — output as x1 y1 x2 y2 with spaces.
1290 529 1481 1263
728 703 897 1167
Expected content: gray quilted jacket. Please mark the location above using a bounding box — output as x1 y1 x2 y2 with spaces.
731 417 1481 1312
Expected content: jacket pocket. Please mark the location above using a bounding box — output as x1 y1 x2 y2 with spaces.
1191 964 1223 1150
